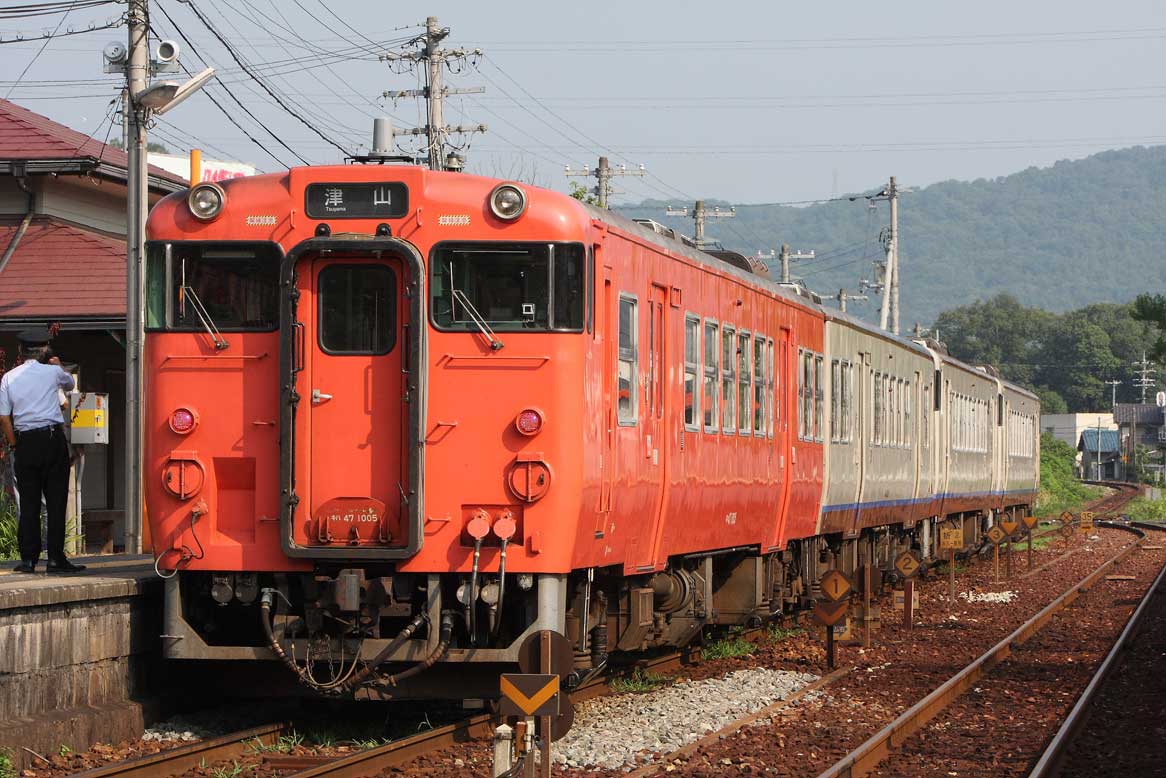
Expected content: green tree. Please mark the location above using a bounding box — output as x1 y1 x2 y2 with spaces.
568 181 598 206
1132 293 1166 363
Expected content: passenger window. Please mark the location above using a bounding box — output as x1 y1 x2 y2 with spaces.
800 351 813 440
703 321 719 432
840 362 851 443
617 296 637 424
319 264 397 354
830 360 840 442
738 332 752 434
873 372 883 445
753 338 765 435
766 339 776 438
683 316 700 431
722 327 736 434
905 380 912 448
814 355 824 441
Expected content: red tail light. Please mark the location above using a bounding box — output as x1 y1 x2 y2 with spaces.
515 408 544 436
170 407 197 434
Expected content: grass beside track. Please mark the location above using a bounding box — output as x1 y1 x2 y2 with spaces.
1037 433 1101 517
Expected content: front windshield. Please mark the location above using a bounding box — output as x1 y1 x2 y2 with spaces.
430 243 585 332
145 242 280 331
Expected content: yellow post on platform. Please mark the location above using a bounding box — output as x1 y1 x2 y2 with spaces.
190 148 202 184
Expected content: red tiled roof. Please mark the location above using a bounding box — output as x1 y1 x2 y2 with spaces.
0 216 126 320
0 98 187 187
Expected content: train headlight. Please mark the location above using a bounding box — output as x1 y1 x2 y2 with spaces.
515 408 544 436
187 182 225 221
169 407 198 434
489 183 526 220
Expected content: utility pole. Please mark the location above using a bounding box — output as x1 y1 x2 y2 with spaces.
1105 379 1122 409
778 243 815 284
837 288 868 313
564 156 644 209
873 177 900 333
666 200 735 248
382 17 486 171
122 0 149 556
1133 351 1155 403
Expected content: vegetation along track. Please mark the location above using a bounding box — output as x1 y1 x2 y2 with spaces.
816 516 1164 777
66 724 288 778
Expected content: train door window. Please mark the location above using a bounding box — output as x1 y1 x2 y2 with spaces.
814 355 825 442
829 360 840 442
766 338 776 438
840 361 852 443
683 315 700 432
647 295 663 420
900 377 909 447
898 379 906 447
752 337 765 435
722 326 736 434
703 320 719 432
889 378 898 447
738 332 752 435
617 294 637 425
873 372 882 445
921 383 929 447
799 351 812 440
318 264 397 354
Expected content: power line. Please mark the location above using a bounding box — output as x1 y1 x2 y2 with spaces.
179 0 351 156
4 0 76 99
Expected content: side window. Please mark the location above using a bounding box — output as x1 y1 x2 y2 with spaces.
873 372 882 445
814 355 824 442
722 326 736 434
683 316 700 431
753 337 765 435
922 383 930 447
766 339 776 438
738 332 752 434
617 295 637 424
703 320 719 432
800 351 812 440
829 359 840 442
905 380 912 448
844 361 853 440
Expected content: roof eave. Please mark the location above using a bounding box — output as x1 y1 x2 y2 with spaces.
0 158 186 194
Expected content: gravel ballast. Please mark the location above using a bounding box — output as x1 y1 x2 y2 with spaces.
552 668 817 770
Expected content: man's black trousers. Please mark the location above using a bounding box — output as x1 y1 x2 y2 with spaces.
14 425 70 563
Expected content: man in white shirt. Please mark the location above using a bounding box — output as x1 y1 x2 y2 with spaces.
0 329 85 573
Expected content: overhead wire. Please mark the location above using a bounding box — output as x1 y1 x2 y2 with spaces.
4 0 77 99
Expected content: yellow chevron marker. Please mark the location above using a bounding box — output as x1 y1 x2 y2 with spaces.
499 674 560 717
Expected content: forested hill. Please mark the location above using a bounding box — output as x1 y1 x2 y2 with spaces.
616 145 1166 325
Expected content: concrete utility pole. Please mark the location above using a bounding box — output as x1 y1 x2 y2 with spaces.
382 17 486 171
778 243 816 284
1105 379 1122 409
877 177 900 334
666 200 735 248
123 0 149 555
837 288 868 313
1133 351 1155 403
564 156 644 209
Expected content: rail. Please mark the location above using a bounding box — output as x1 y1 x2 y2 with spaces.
66 723 287 778
815 522 1148 778
1027 552 1166 777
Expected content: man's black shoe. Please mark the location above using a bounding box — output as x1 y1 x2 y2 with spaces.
13 561 35 574
46 559 86 573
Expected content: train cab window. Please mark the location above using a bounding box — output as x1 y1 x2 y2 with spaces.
145 242 280 331
738 332 752 435
617 295 637 424
318 264 396 354
753 338 765 435
722 327 736 434
430 242 585 332
703 321 719 432
683 316 700 431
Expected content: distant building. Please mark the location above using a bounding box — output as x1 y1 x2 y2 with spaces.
1041 412 1115 475
1078 428 1120 480
1113 403 1166 482
148 151 255 183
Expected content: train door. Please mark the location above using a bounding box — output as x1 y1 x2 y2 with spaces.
295 255 405 549
767 327 792 550
636 284 670 569
596 266 615 528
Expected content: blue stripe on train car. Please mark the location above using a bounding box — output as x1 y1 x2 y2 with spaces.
822 488 1037 514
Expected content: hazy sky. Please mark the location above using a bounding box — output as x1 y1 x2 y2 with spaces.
2 0 1163 204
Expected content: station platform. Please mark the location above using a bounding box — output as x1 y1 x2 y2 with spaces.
0 554 162 769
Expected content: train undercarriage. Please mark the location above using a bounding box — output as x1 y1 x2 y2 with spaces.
162 507 1031 700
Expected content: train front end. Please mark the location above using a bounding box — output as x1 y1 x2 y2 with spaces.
144 164 593 698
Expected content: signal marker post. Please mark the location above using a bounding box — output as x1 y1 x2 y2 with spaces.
986 525 1006 585
815 570 852 670
894 552 921 630
940 528 962 610
1023 515 1039 570
1000 517 1019 579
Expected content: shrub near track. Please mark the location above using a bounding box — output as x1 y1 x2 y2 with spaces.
1037 433 1101 517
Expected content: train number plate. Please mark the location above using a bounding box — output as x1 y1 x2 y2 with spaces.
314 496 389 545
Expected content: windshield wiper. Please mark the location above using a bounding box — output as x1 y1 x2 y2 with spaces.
179 259 229 350
449 263 504 351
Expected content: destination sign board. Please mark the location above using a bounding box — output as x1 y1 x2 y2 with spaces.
305 182 409 219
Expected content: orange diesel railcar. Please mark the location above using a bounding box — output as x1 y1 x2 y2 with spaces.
144 161 1031 701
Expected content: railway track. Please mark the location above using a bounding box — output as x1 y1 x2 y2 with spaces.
814 516 1165 778
66 488 1148 778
